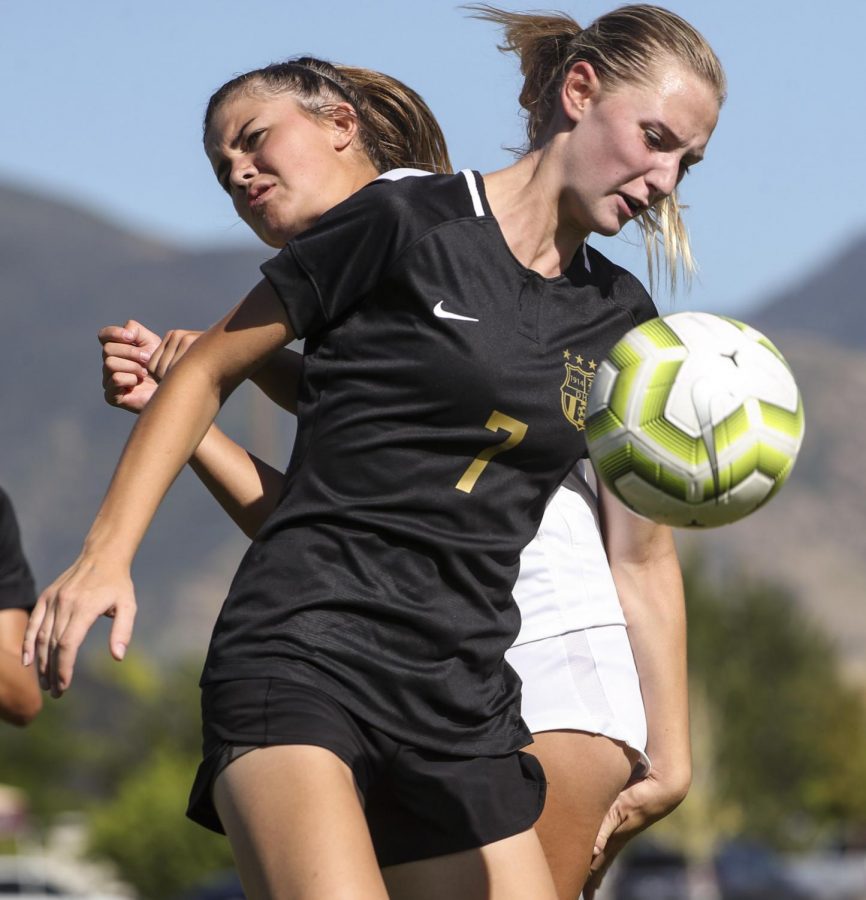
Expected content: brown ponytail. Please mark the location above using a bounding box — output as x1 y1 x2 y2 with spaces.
467 4 726 292
204 56 451 177
336 65 452 174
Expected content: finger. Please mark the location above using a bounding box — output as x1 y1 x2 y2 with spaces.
21 595 47 667
49 603 100 697
98 325 135 346
146 343 165 382
160 333 197 378
103 356 148 380
123 319 162 351
592 804 622 856
108 598 136 661
152 345 174 381
35 599 58 690
152 331 186 381
101 341 152 365
105 372 143 394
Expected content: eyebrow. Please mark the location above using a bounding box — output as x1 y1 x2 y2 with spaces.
230 117 257 150
654 120 706 166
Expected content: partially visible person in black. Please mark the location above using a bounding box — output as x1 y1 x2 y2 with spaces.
0 487 41 725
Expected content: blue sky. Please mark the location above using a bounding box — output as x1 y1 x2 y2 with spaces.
2 0 864 315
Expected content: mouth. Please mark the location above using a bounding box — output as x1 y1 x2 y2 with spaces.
248 184 275 210
618 193 647 218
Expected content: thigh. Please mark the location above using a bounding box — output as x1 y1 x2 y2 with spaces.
526 730 635 900
382 827 558 900
213 744 388 900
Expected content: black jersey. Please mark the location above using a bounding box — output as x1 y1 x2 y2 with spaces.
202 171 657 755
0 488 36 613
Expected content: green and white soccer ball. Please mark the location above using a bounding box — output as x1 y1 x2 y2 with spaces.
586 312 805 528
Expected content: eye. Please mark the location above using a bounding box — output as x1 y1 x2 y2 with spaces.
245 129 265 150
643 129 663 150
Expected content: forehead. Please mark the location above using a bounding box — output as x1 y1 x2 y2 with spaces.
608 64 720 143
204 90 302 159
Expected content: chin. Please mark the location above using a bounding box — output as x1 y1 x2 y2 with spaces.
260 221 296 248
596 221 625 237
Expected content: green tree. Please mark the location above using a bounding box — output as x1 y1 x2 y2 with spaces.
2 651 236 896
682 559 866 848
87 746 234 900
81 653 235 897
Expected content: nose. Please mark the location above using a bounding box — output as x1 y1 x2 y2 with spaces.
228 155 257 192
647 156 681 204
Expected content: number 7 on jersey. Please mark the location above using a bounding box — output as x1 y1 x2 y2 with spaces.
456 411 528 493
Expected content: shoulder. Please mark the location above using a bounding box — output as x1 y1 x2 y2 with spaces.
580 245 658 325
292 170 475 249
362 169 485 226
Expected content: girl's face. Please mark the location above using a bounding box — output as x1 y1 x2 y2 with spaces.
560 62 719 238
205 90 369 247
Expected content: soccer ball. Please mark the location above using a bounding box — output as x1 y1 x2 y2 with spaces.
586 312 805 528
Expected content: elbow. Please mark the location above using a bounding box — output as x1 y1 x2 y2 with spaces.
671 771 692 807
2 691 43 727
665 765 693 810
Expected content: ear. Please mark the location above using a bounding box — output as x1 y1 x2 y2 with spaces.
561 61 601 124
328 101 360 152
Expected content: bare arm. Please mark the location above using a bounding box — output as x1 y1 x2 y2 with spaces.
26 279 294 696
100 325 304 537
147 329 304 415
186 428 286 539
0 609 41 726
584 483 690 898
248 348 304 415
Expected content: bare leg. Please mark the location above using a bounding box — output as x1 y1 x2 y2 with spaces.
526 730 637 900
383 827 558 900
212 744 388 900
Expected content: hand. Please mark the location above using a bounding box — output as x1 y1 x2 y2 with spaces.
99 320 162 414
22 555 136 698
147 329 203 381
583 768 690 900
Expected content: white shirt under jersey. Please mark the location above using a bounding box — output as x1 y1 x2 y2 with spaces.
512 464 626 646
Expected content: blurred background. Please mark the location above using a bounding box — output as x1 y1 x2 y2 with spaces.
1 0 865 897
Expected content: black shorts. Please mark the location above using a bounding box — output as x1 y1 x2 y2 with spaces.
187 678 546 867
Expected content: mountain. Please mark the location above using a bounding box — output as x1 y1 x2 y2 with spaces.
2 183 864 685
0 183 284 661
750 234 866 349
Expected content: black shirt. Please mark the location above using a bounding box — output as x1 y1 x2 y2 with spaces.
0 488 36 613
202 171 657 755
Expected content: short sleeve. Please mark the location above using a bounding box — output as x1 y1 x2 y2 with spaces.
260 180 419 339
0 489 36 613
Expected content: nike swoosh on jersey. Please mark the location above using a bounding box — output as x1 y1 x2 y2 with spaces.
433 301 480 322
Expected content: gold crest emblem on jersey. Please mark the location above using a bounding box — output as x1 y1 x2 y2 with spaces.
561 352 597 431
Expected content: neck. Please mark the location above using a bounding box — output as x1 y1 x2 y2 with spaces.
351 157 383 192
482 150 589 279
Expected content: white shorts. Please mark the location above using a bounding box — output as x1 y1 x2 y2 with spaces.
506 624 650 777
